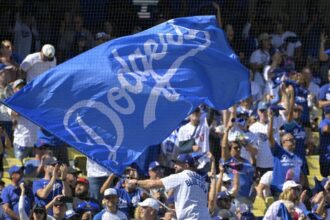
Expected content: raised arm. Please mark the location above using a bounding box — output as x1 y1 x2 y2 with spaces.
268 110 275 148
207 152 217 213
319 32 328 62
100 174 116 194
212 2 223 28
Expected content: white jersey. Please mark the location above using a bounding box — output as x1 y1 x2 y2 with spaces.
20 52 56 82
101 210 127 220
161 170 211 220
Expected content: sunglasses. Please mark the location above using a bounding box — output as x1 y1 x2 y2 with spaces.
284 138 295 142
293 109 302 112
259 109 267 113
233 146 242 150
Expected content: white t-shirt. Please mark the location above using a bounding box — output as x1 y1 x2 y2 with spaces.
249 117 286 168
8 109 39 147
249 122 273 168
20 52 56 82
101 210 127 220
250 49 270 66
87 158 111 178
161 170 211 220
177 117 210 153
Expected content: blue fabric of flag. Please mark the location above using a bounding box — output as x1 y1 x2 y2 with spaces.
3 16 250 174
277 203 293 220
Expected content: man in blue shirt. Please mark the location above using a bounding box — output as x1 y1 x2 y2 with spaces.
318 106 330 177
1 165 34 220
32 157 71 207
280 104 308 176
269 111 303 193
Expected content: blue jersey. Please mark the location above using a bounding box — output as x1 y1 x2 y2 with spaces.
116 188 142 217
295 87 309 124
271 144 303 192
319 83 330 106
33 179 63 207
319 118 330 154
226 157 254 198
1 184 34 220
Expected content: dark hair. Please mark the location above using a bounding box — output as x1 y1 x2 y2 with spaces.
29 204 47 220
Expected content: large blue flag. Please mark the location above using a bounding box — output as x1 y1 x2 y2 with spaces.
4 16 250 174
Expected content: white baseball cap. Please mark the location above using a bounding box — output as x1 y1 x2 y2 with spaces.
138 198 160 211
104 188 117 197
282 180 301 191
42 44 55 58
222 173 232 182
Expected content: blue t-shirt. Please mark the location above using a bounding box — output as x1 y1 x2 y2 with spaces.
93 209 106 220
271 144 303 192
226 157 254 198
319 118 330 155
32 179 63 206
318 83 330 113
115 187 142 217
1 184 34 220
295 87 309 124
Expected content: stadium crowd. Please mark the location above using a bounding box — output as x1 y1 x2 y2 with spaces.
0 0 329 219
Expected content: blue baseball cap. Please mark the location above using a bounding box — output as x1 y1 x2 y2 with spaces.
34 138 50 148
171 153 195 166
241 212 256 220
217 190 232 200
8 165 24 176
148 161 161 171
257 101 269 110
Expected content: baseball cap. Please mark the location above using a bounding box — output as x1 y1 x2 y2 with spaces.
217 190 232 200
282 180 301 191
65 209 78 219
12 79 25 89
138 198 160 211
257 101 269 110
42 44 55 58
241 212 256 220
95 32 110 40
258 33 271 42
171 153 195 166
67 167 81 175
8 165 24 176
44 157 58 166
77 177 89 185
104 188 117 197
34 138 50 149
148 161 161 171
222 173 232 182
